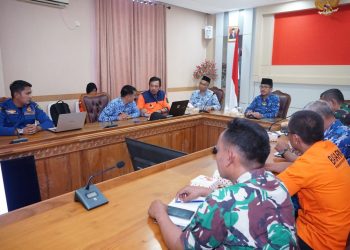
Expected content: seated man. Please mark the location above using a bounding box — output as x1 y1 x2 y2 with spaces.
79 82 98 112
148 118 297 249
0 80 54 136
245 78 279 119
137 76 170 117
320 88 350 125
277 110 350 250
98 85 139 122
189 76 221 111
271 100 350 167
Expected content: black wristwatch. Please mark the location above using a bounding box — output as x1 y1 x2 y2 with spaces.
280 148 289 158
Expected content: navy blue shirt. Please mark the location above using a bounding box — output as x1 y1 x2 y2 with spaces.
245 94 280 118
0 99 54 136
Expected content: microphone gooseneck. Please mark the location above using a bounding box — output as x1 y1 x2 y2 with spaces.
199 92 215 113
85 161 125 190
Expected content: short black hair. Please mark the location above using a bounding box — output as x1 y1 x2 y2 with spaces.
149 76 161 87
10 80 32 98
320 88 344 105
288 110 324 145
86 82 97 94
222 118 270 166
120 85 136 97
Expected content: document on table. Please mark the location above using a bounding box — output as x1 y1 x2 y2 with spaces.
168 197 205 229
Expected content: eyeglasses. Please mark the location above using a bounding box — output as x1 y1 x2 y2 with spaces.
259 85 271 89
212 146 218 154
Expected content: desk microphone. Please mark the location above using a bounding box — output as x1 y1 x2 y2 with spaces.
75 161 125 210
199 92 215 113
267 114 292 132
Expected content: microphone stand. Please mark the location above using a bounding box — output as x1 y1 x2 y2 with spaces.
199 92 215 113
267 115 292 132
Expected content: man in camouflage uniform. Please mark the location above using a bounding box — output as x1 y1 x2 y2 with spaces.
320 88 350 126
149 118 297 249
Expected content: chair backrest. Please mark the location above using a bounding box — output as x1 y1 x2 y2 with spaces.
209 87 225 107
272 90 291 119
81 92 109 123
0 156 41 213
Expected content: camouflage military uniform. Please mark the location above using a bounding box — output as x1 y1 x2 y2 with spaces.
180 169 297 249
335 103 350 126
324 119 350 164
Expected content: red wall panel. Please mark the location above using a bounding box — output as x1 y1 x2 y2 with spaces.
272 4 350 65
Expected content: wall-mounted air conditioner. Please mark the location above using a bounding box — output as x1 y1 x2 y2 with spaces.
21 0 69 8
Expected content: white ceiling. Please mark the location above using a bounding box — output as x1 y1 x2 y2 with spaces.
160 0 296 14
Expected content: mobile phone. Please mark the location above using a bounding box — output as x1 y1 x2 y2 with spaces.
167 206 195 220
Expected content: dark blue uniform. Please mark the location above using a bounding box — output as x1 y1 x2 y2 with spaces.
0 98 54 136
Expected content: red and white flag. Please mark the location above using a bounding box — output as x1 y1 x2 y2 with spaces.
232 28 239 104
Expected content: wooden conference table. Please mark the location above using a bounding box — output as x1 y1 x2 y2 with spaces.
0 113 282 249
0 112 280 201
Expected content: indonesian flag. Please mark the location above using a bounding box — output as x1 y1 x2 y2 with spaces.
232 28 239 104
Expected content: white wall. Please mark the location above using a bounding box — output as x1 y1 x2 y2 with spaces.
247 1 350 114
0 0 96 97
0 48 5 96
166 6 213 103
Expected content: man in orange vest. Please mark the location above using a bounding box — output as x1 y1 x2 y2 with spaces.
137 76 170 117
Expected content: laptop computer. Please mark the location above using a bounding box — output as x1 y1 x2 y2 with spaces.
168 100 189 117
48 112 87 133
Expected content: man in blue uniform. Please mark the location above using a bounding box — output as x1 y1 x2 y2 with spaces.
0 80 54 136
245 78 280 119
98 85 140 122
189 76 221 111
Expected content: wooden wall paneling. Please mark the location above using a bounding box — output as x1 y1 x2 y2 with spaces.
195 124 208 151
138 133 169 149
80 147 103 189
207 126 224 147
35 159 49 200
184 126 196 153
67 152 83 191
169 129 186 152
100 142 134 181
45 154 78 198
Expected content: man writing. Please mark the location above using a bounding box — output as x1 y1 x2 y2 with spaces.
148 118 296 249
277 110 350 249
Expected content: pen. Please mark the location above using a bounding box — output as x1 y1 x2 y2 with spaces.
175 199 204 203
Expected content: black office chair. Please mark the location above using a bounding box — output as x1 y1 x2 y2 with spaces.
0 156 41 212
